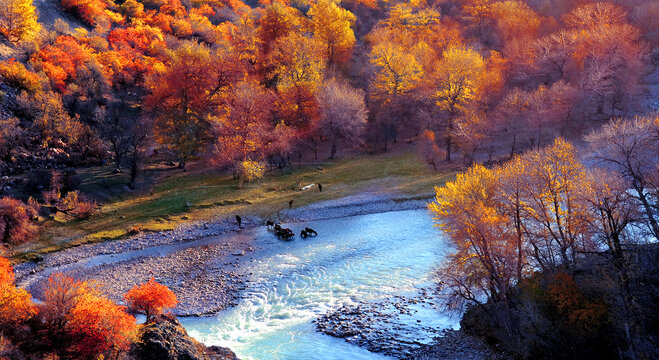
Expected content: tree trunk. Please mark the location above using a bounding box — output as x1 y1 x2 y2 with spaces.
178 158 186 170
237 174 245 189
330 136 337 159
129 156 139 190
635 186 659 239
509 133 517 159
114 152 123 172
445 134 452 163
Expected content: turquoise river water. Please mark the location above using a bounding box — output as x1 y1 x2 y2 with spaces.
179 209 459 360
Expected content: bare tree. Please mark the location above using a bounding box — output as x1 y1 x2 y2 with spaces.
317 79 368 159
586 116 659 239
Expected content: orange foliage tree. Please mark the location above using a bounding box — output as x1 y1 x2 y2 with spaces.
66 293 137 357
30 35 95 92
0 58 42 92
0 257 13 284
41 274 138 358
146 42 244 169
0 257 37 331
124 277 178 321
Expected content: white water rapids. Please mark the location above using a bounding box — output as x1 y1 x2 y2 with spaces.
180 209 459 360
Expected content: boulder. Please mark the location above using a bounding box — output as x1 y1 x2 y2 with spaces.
132 315 239 360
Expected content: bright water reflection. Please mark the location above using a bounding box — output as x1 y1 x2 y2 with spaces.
181 209 458 360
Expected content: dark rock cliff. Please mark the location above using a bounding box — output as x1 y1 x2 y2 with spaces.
132 315 239 360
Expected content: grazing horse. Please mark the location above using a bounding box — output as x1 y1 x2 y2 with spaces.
266 220 275 228
304 227 317 236
300 229 308 238
275 226 294 240
235 215 242 228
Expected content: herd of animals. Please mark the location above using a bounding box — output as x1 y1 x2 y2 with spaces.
235 215 318 240
266 220 317 240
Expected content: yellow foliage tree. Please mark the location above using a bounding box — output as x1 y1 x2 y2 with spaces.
307 0 356 66
433 45 485 162
369 41 423 101
430 164 522 308
269 32 326 91
0 0 41 42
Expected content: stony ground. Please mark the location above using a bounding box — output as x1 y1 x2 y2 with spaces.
315 289 506 360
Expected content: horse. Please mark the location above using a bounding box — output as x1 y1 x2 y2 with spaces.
304 227 317 236
276 227 294 240
300 229 308 238
266 220 275 229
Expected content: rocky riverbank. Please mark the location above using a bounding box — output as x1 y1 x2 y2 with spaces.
314 288 505 360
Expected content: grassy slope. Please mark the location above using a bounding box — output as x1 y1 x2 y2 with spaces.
11 152 459 261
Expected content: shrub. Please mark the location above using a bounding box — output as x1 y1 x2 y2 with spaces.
40 274 137 358
26 169 60 193
56 191 96 219
417 130 445 170
124 277 177 321
0 197 37 245
60 0 108 26
66 293 137 357
0 58 42 92
240 160 266 182
42 189 60 205
62 170 81 192
547 272 609 336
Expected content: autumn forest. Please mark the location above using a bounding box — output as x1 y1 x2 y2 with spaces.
0 0 658 359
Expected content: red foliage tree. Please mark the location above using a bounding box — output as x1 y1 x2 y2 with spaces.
31 35 94 92
40 274 137 358
66 294 137 358
0 197 37 245
124 277 177 321
61 0 108 26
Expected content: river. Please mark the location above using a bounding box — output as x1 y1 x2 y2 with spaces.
179 209 458 360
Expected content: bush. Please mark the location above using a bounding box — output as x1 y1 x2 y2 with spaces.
42 189 60 205
40 274 137 358
0 58 42 92
62 170 81 192
26 169 60 193
60 0 108 26
417 130 445 170
124 277 177 321
56 191 96 219
0 197 37 245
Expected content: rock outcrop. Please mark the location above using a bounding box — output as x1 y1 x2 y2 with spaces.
132 315 238 360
